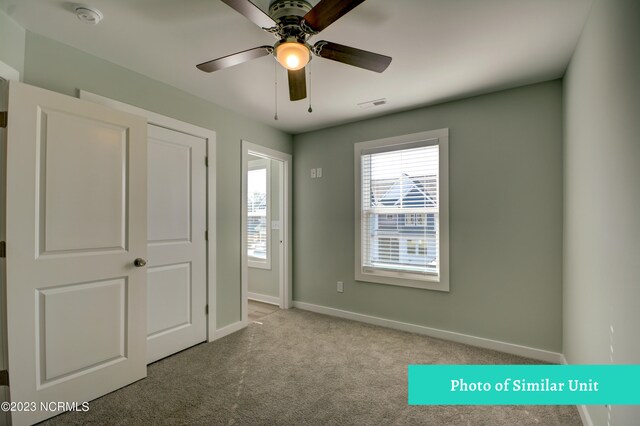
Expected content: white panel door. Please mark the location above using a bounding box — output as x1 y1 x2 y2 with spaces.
4 81 148 425
146 125 207 363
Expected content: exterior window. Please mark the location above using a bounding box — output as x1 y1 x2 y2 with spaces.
418 240 426 256
355 129 449 291
378 237 400 262
405 213 416 226
247 159 271 269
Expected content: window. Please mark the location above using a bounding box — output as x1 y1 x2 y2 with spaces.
354 129 449 291
378 237 400 262
247 158 271 269
405 213 416 226
418 240 426 256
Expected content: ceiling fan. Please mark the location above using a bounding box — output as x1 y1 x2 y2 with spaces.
196 0 392 101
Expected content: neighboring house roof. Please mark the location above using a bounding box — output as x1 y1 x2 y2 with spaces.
373 174 437 208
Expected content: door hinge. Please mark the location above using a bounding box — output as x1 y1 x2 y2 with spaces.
0 241 5 258
0 111 7 128
0 370 9 386
205 156 208 167
205 230 208 241
205 304 209 315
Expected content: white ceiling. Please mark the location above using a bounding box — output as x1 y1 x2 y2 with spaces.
1 0 592 134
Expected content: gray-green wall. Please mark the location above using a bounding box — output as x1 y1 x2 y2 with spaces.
293 81 564 352
21 32 292 329
248 156 281 299
563 0 640 423
0 10 25 77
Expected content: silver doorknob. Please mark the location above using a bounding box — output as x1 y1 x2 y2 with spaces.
134 258 147 267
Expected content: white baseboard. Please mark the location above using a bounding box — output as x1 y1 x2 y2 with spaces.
560 355 593 426
576 405 594 426
212 320 247 341
248 292 280 306
292 301 563 364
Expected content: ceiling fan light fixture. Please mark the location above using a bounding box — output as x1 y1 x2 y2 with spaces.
275 41 310 71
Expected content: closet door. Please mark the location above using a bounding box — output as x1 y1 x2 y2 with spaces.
4 81 148 425
146 124 207 363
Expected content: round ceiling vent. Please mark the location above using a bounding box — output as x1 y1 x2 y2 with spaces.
75 6 103 25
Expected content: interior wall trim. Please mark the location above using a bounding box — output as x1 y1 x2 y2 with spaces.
292 301 564 364
248 292 280 306
560 355 593 426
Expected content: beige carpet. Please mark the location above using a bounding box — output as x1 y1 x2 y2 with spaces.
43 308 580 425
248 300 279 322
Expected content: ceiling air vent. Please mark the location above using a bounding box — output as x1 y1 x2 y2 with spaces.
357 98 387 109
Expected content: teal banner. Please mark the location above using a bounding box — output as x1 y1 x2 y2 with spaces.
408 365 640 405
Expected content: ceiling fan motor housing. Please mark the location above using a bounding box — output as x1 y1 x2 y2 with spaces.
269 0 313 21
269 0 315 43
268 0 314 67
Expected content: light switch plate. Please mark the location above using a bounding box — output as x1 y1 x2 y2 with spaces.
316 167 322 178
311 168 316 179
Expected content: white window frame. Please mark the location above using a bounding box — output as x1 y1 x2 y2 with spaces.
354 128 449 291
247 158 271 269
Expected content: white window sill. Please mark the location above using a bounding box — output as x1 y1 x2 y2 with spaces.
355 269 449 292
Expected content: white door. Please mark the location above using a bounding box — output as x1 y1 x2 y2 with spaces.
4 81 148 425
146 125 207 363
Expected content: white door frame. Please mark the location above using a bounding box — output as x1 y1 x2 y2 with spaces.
0 71 18 403
79 91 218 342
0 74 14 426
242 141 292 321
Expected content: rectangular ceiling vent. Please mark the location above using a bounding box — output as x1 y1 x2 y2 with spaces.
358 98 387 109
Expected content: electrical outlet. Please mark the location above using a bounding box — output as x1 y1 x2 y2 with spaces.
337 281 344 293
311 168 316 179
316 167 323 178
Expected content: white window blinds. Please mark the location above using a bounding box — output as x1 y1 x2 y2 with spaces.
247 164 269 263
360 142 440 278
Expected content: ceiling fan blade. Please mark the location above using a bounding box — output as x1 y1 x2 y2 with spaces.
302 0 365 33
220 0 276 29
288 68 307 101
196 46 273 73
314 41 392 73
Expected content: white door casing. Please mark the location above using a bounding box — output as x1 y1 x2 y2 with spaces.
0 76 11 426
241 141 293 323
4 81 148 425
146 125 207 363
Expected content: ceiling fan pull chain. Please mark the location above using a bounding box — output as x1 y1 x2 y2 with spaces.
308 67 313 113
274 60 279 120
